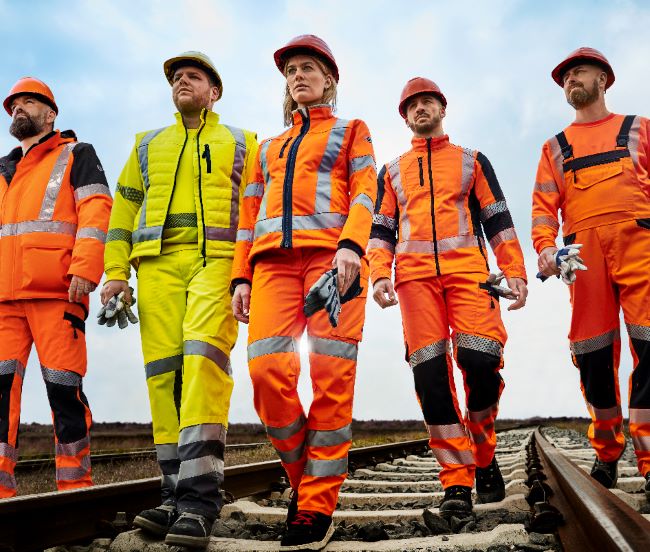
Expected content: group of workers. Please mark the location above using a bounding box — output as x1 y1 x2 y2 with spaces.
0 34 648 551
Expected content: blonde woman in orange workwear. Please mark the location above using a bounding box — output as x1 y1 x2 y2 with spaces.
369 77 527 518
534 47 650 501
231 35 376 551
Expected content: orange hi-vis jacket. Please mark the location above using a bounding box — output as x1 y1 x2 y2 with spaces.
0 131 112 306
369 135 526 287
532 113 650 253
232 105 376 282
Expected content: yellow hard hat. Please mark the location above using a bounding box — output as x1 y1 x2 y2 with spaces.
163 51 223 100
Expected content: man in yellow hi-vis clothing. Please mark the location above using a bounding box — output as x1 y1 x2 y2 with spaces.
102 52 257 548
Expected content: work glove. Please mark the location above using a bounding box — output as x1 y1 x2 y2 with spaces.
484 272 518 300
97 288 139 329
537 244 587 285
304 269 363 327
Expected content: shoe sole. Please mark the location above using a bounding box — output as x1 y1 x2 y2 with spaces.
476 489 506 504
279 522 335 551
164 533 210 548
132 515 168 537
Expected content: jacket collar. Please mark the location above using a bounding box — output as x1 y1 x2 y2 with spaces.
410 134 449 152
292 104 333 126
174 109 220 130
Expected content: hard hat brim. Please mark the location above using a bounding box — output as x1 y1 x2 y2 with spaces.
552 56 615 89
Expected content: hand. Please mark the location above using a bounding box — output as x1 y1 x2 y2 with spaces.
332 248 361 295
69 276 97 303
538 247 560 278
232 283 251 324
100 280 131 305
372 278 398 309
505 277 528 311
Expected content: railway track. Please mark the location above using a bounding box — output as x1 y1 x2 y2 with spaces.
1 427 649 551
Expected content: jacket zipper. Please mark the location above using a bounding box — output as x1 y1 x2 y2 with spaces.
281 110 310 248
427 138 441 276
196 112 208 265
418 157 424 186
279 136 293 158
202 144 212 173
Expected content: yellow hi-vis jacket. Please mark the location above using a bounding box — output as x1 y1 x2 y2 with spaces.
105 110 258 280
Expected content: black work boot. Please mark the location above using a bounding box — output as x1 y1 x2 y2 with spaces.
132 504 177 537
476 456 506 503
280 510 334 551
165 512 214 549
590 457 618 489
438 485 473 518
285 489 299 529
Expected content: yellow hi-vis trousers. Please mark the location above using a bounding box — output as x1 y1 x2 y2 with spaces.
137 249 237 518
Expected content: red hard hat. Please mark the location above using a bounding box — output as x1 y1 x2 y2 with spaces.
3 77 58 116
398 77 447 118
552 47 615 89
273 34 339 82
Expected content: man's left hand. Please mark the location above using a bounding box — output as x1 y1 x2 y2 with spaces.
332 248 361 295
69 276 96 303
505 277 527 311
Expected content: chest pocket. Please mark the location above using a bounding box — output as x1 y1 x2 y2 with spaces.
566 159 624 190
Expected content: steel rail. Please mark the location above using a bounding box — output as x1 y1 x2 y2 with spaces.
534 428 650 552
0 438 428 552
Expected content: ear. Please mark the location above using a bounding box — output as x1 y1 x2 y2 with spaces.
440 106 446 119
210 85 220 103
325 75 333 89
45 108 56 126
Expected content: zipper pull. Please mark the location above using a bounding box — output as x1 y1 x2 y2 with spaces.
202 144 212 173
418 157 424 186
73 326 78 339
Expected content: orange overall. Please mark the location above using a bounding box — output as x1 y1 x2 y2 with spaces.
232 105 376 515
533 114 650 476
369 135 526 488
0 131 111 497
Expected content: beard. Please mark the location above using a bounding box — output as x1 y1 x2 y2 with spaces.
173 89 211 115
567 79 600 109
408 114 441 135
9 112 46 141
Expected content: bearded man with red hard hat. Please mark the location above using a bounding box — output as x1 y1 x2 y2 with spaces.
0 77 112 497
368 77 527 517
533 47 650 500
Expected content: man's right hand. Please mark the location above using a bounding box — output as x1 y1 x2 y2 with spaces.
372 278 398 309
101 280 131 305
538 247 560 278
232 283 251 323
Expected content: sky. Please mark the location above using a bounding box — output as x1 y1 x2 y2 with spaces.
1 0 648 426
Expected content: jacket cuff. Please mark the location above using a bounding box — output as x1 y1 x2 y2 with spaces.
337 239 364 258
104 267 130 282
535 239 558 255
371 269 392 286
230 278 251 295
502 265 528 284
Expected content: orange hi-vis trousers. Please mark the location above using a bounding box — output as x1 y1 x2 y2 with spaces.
247 247 368 516
567 219 650 476
397 272 507 489
0 299 92 497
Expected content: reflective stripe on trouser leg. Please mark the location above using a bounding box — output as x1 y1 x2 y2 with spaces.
156 444 180 505
453 332 504 468
628 323 650 475
0 357 26 498
266 413 308 489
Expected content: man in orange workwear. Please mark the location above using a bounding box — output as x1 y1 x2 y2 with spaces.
369 77 527 517
0 77 112 497
534 47 650 500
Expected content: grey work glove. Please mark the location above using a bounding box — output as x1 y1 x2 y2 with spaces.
97 288 139 328
484 272 518 300
304 269 362 328
556 244 587 285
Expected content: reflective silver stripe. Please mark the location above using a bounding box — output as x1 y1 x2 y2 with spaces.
41 366 81 387
469 426 489 445
571 329 620 355
39 143 76 220
480 200 508 222
396 235 479 255
244 183 264 198
255 213 347 238
315 121 348 212
627 116 641 170
388 161 409 240
409 340 448 369
184 340 232 376
454 333 502 358
489 227 517 249
0 360 19 376
56 436 90 457
0 443 17 463
632 434 650 452
156 444 179 461
222 125 247 243
0 220 77 238
145 354 183 379
534 181 559 193
205 226 236 241
305 457 348 477
236 229 253 242
351 193 374 215
427 423 467 440
629 408 650 424
308 424 352 447
76 227 106 242
179 424 227 447
548 136 565 184
593 427 619 441
373 214 396 231
258 140 273 220
267 414 307 441
138 128 166 191
367 238 395 253
350 154 375 174
532 215 560 230
457 148 474 235
277 443 305 464
430 447 474 465
74 183 112 201
627 323 650 341
467 404 498 423
0 471 16 490
308 336 357 361
132 225 163 244
178 456 224 480
248 336 298 361
590 404 621 421
56 466 89 482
